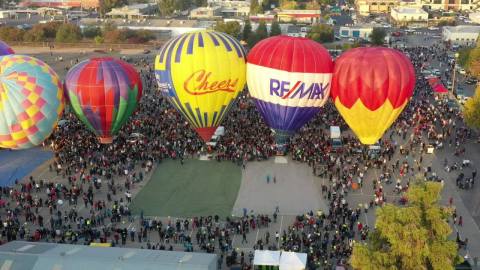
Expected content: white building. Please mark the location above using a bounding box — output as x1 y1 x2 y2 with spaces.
339 25 374 40
390 7 428 25
469 12 480 24
442 25 480 45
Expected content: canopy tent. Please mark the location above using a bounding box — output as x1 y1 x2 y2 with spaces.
254 250 281 268
433 84 448 93
427 76 448 94
279 252 307 270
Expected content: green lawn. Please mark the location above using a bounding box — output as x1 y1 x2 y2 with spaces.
130 159 242 218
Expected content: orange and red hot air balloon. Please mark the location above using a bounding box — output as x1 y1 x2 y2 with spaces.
331 47 415 145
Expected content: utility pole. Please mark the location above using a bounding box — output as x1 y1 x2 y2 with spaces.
452 52 459 97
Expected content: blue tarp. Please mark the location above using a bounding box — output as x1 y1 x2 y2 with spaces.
0 148 52 187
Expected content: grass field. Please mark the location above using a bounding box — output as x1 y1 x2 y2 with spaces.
130 159 242 218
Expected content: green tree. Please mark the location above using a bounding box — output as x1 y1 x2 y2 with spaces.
99 0 127 17
307 24 333 43
157 0 175 16
370 27 387 45
269 21 281 36
94 35 104 44
55 23 82 43
242 20 252 42
194 0 207 6
465 42 480 77
463 86 480 130
256 21 268 40
457 48 472 68
174 0 192 11
214 21 241 39
82 25 102 39
351 182 462 270
250 0 262 15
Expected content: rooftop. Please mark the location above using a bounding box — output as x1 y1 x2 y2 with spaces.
392 7 428 14
444 25 480 33
0 241 217 270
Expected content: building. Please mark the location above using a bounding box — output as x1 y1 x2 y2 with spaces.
469 12 480 23
0 241 218 270
249 13 276 22
19 0 99 9
286 25 308 37
339 25 374 40
106 4 156 19
189 6 222 19
417 0 478 11
355 0 399 15
276 9 321 23
0 10 15 18
442 25 480 45
81 18 215 38
390 7 428 25
209 0 250 18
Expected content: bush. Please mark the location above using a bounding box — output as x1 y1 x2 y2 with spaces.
0 26 25 42
83 26 102 39
55 23 82 43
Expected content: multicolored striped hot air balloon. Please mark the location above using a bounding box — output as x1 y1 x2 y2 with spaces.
331 47 415 145
246 36 333 149
0 41 14 56
0 55 64 149
154 30 246 142
65 57 142 144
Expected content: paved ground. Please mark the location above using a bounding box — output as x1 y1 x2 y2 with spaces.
233 158 327 216
0 147 52 187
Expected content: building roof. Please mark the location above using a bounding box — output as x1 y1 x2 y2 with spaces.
81 18 203 28
0 241 217 270
392 7 428 14
444 25 480 33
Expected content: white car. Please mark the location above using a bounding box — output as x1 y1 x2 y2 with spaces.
428 26 439 30
458 68 466 75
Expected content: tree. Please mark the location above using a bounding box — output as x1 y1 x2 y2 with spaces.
23 27 46 42
463 86 480 130
351 182 462 270
307 24 333 43
194 0 207 7
0 26 25 42
250 0 262 15
157 0 175 17
370 27 387 45
465 42 480 77
99 0 127 17
242 20 252 42
82 25 102 39
214 21 241 39
269 21 281 36
247 21 268 48
55 23 81 43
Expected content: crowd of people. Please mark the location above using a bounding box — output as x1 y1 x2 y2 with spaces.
0 42 476 269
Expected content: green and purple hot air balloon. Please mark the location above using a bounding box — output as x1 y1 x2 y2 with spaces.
64 57 142 143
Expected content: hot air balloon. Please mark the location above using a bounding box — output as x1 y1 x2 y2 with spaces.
0 55 64 149
247 36 333 149
154 30 246 142
331 47 415 145
65 57 142 144
0 41 14 56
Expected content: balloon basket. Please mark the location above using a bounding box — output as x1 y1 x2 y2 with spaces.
99 136 113 144
273 130 291 156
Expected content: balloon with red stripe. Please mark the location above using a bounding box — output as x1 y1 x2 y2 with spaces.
331 47 415 145
246 35 333 147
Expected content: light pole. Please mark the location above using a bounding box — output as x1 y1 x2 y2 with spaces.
452 52 459 97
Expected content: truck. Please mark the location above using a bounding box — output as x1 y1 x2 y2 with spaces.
330 126 342 149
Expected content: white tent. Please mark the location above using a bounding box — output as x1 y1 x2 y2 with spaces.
253 250 281 266
279 252 307 270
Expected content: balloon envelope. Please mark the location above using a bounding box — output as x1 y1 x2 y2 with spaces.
331 47 415 145
0 55 64 149
247 35 333 142
154 30 246 142
0 41 14 56
65 57 142 143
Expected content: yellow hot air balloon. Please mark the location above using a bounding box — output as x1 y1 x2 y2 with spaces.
155 30 246 141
